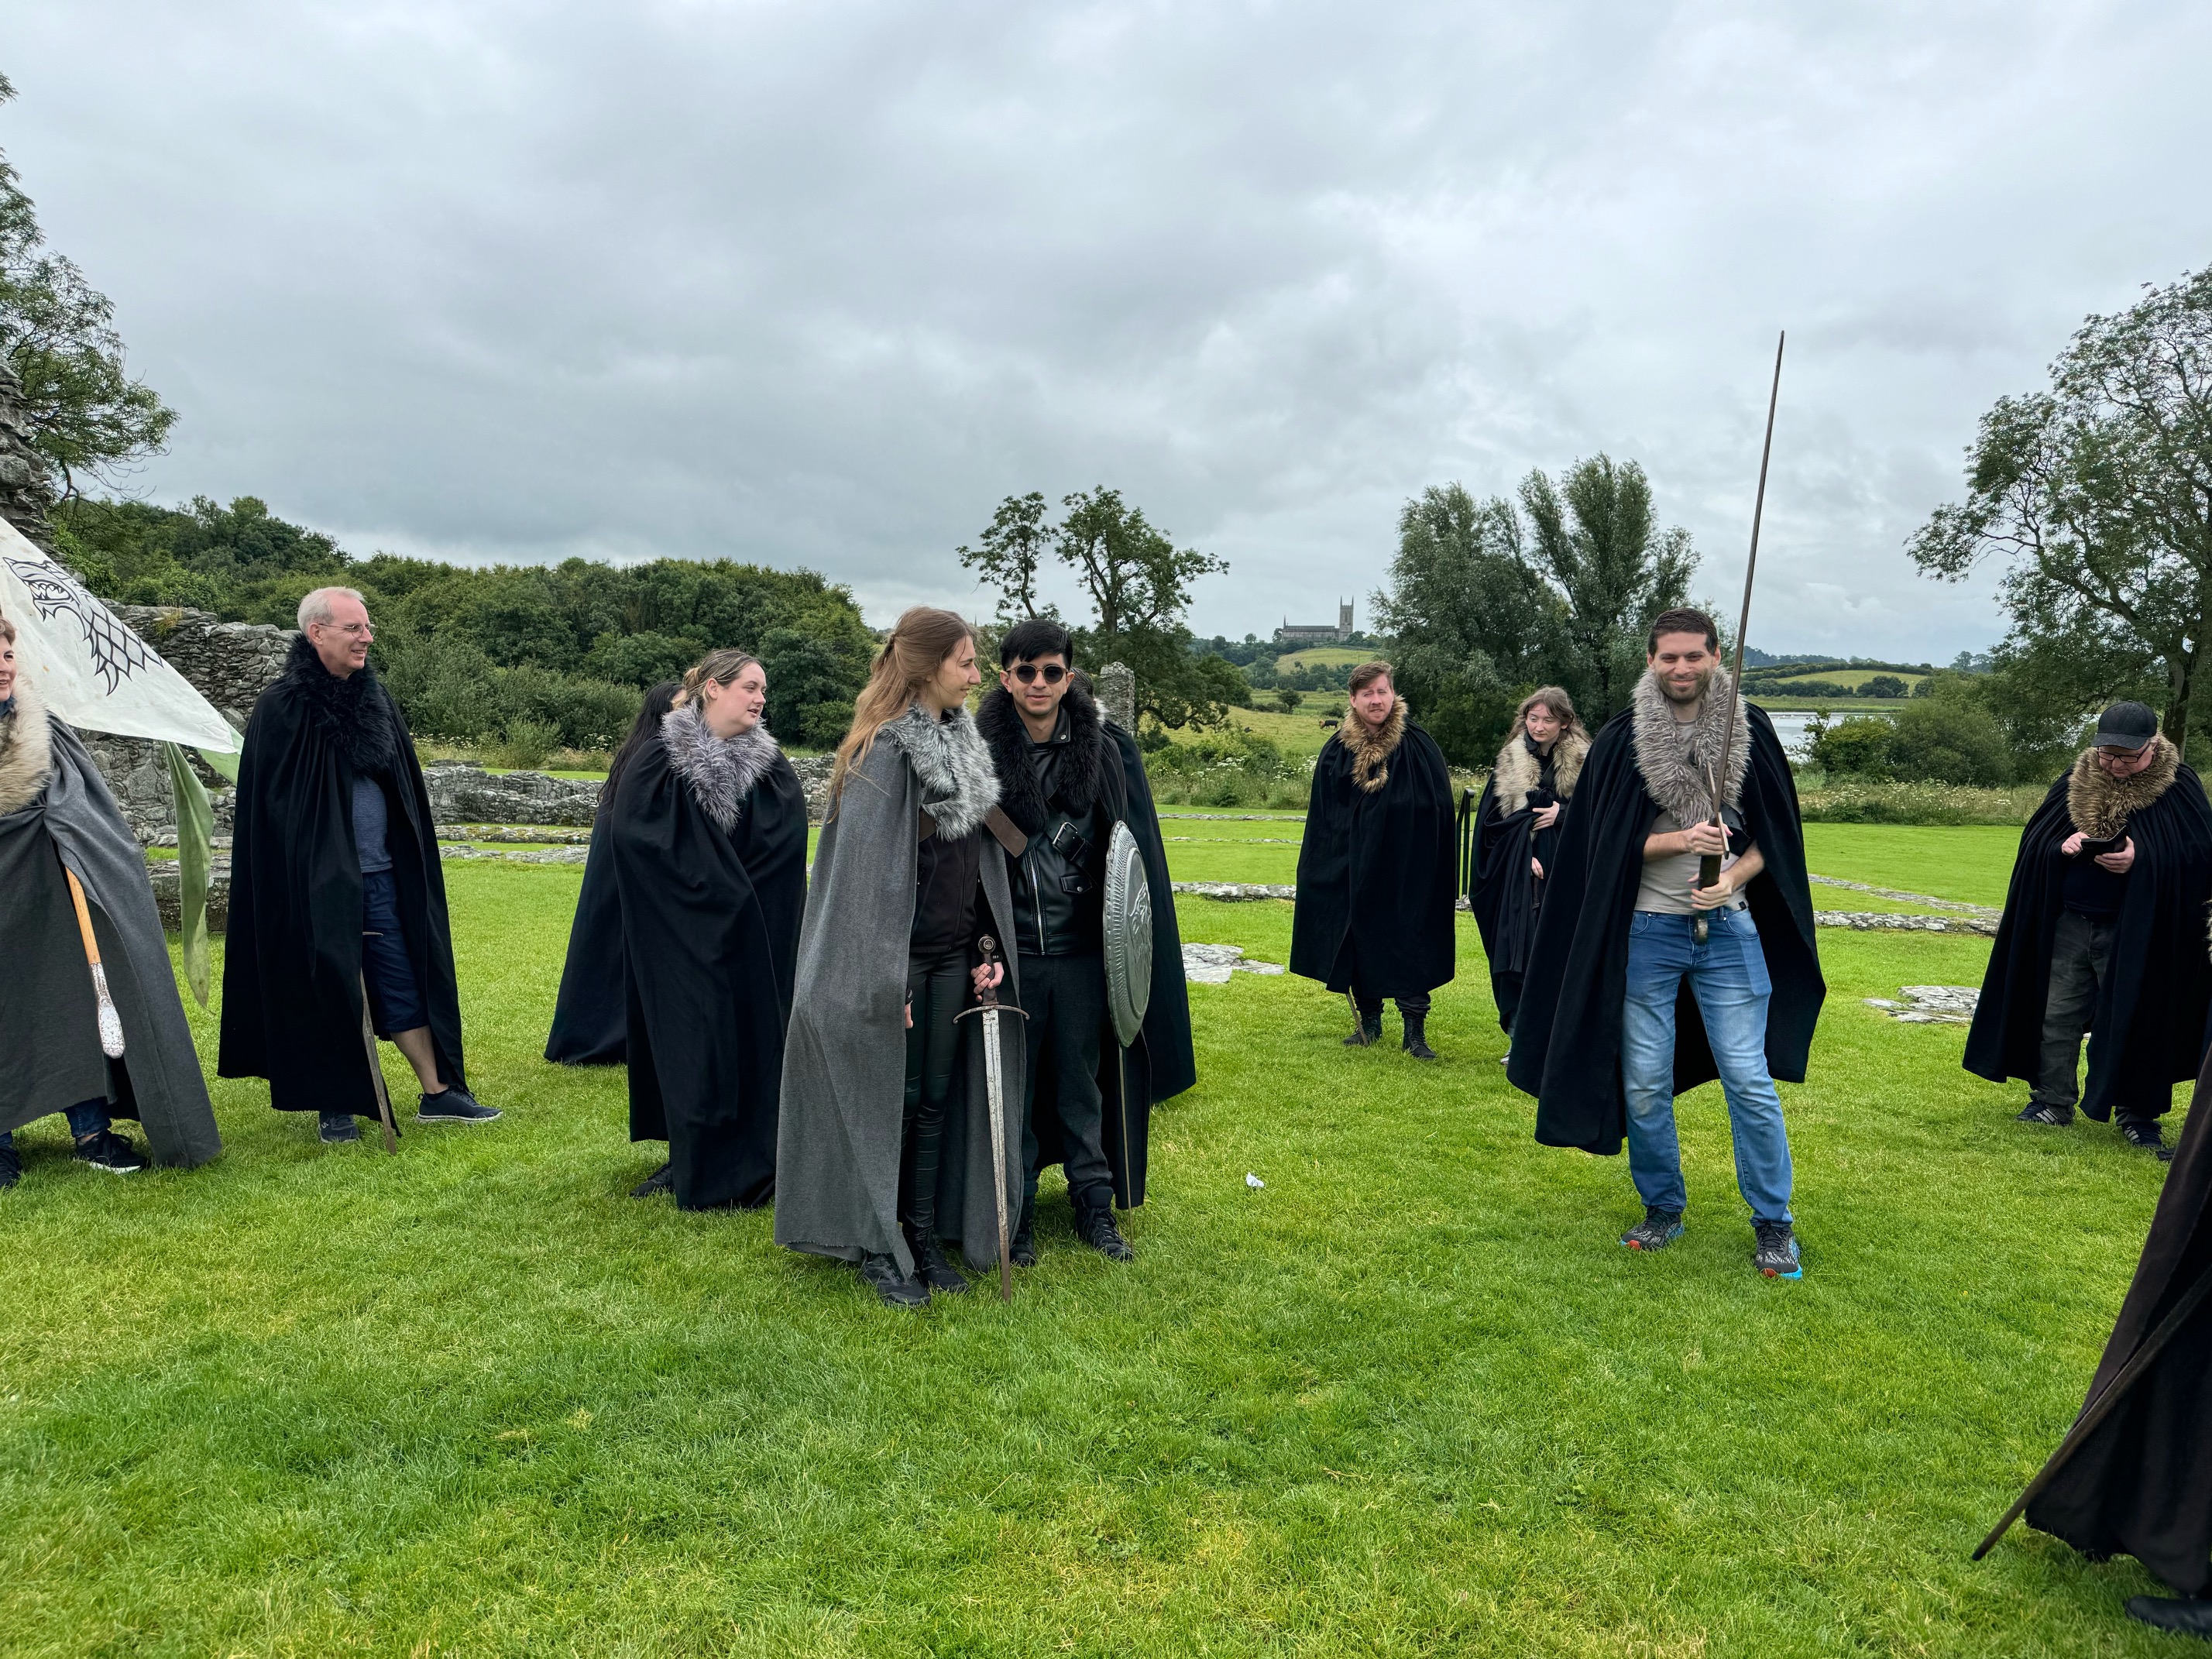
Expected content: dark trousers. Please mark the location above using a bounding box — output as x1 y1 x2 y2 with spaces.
1355 989 1431 1022
901 950 967 1234
0 1098 110 1149
2033 910 2138 1118
361 869 427 1037
1018 951 1112 1212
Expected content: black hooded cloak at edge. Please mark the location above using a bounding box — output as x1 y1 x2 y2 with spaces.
1290 699 1458 1001
544 818 627 1065
1964 741 2212 1120
1506 697 1822 1154
2026 1046 2212 1592
219 636 465 1116
975 681 1196 1207
609 706 807 1210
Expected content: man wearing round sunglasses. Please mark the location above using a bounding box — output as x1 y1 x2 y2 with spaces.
976 619 1195 1266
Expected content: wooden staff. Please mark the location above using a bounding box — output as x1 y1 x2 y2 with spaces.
63 867 125 1058
357 973 400 1156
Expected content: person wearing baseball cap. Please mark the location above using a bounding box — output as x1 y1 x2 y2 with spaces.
1966 701 2212 1159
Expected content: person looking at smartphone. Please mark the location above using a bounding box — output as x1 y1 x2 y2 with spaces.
1966 701 2212 1159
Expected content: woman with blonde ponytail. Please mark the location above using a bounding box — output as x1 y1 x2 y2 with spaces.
604 648 807 1209
777 607 1027 1310
1471 687 1590 1033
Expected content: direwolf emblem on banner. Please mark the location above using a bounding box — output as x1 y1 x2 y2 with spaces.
3 556 153 693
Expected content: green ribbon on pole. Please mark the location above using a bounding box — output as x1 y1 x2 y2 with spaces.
163 740 215 1006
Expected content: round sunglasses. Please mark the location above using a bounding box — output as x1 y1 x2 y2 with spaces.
1009 663 1067 685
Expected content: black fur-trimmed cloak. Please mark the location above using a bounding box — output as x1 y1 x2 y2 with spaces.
1506 672 1823 1153
975 678 1196 1207
219 635 465 1116
1471 727 1589 1031
1965 739 2212 1118
1290 698 1458 1001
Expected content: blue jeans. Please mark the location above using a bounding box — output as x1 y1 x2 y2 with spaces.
0 1099 112 1149
1620 908 1793 1223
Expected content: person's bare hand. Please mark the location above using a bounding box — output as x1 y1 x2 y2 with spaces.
1530 857 1544 879
904 997 913 1030
971 960 1005 998
2096 837 2135 874
2062 830 2087 857
1680 819 1729 857
1532 803 1561 831
1690 875 1736 911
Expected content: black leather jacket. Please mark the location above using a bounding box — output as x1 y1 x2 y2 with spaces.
1009 723 1107 957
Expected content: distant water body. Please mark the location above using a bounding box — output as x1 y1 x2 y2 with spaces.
1763 706 1894 760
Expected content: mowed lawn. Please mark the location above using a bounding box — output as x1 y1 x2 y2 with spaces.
0 823 2187 1656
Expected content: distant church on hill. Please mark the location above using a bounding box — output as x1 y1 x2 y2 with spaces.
1274 600 1355 647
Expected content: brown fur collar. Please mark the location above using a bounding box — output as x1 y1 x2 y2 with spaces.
0 673 55 816
1630 666 1749 824
2067 735 2179 840
1492 728 1588 810
1338 696 1407 793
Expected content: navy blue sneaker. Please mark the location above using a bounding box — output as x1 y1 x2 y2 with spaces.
0 1139 20 1189
417 1087 500 1125
73 1130 149 1174
1753 1220 1802 1279
1620 1207 1685 1252
319 1111 361 1144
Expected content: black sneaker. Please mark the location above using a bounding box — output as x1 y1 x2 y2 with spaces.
417 1087 501 1124
630 1162 675 1199
2118 1117 2174 1162
1010 1197 1037 1269
0 1141 19 1189
319 1111 362 1144
905 1224 971 1294
1075 1200 1135 1262
2016 1101 2074 1127
2126 1596 2212 1638
1753 1219 1803 1279
1402 1016 1438 1061
859 1252 929 1310
1620 1207 1685 1252
72 1130 149 1175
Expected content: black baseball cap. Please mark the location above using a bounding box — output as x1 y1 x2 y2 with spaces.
2093 701 2159 750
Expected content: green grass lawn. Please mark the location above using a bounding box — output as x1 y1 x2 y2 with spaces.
0 827 2186 1654
1273 646 1369 672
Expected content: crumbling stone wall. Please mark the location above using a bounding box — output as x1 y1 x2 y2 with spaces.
0 360 57 551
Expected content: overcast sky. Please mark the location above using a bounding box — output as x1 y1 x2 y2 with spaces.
6 2 2207 657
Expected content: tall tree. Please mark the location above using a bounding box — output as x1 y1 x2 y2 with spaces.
0 73 176 496
955 490 1053 620
1910 264 2212 755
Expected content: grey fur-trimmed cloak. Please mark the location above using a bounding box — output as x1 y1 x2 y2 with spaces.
774 706 1026 1276
0 676 221 1164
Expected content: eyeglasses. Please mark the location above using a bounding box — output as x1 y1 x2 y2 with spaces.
1011 664 1066 685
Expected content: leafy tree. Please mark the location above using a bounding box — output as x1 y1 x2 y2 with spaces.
1887 685 2014 785
1863 674 1908 699
1911 263 2212 756
956 491 1054 621
0 74 176 493
1808 716 1894 778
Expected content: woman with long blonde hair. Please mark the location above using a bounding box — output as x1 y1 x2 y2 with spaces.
776 607 1027 1310
1470 685 1590 1032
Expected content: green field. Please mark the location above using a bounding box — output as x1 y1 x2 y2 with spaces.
0 826 2186 1655
1272 646 1369 672
1757 668 1929 694
1165 704 1342 757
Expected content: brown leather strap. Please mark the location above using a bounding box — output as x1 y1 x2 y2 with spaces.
985 805 1029 857
918 808 936 843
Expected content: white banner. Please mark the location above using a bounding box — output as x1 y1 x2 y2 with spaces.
0 516 239 753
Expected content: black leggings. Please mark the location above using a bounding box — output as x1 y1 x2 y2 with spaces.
901 951 967 1234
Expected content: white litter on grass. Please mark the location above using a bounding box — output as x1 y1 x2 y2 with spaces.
1863 985 1980 1024
1246 1173 1266 1189
1181 943 1287 984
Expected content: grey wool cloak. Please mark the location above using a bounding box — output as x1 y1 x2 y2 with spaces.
775 704 1026 1277
0 676 220 1164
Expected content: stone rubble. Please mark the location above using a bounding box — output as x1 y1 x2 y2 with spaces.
1863 984 1980 1023
1181 943 1287 984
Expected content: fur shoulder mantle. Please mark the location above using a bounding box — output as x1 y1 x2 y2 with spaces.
1630 668 1750 824
1492 728 1589 811
2067 735 2181 840
0 674 55 816
273 634 400 774
1335 697 1408 793
878 702 999 838
660 702 782 832
974 681 1105 835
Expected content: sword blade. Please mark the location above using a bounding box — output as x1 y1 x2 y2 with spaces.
980 1007 1014 1300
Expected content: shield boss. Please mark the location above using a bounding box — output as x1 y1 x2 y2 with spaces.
1103 820 1152 1047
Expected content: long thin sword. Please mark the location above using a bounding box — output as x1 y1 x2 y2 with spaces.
1695 330 1786 946
960 936 1024 1301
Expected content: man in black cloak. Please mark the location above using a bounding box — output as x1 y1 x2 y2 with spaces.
1 614 220 1183
1470 686 1590 1033
2020 1046 2212 1637
220 588 497 1142
975 619 1197 1264
1965 701 2212 1162
545 681 678 1066
1506 609 1822 1278
609 654 807 1209
1290 661 1458 1059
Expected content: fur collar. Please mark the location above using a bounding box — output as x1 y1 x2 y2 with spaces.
1630 666 1750 823
659 701 781 833
2067 735 2180 840
276 633 400 774
1337 697 1408 793
1492 727 1588 810
974 680 1104 835
0 674 54 816
878 701 999 838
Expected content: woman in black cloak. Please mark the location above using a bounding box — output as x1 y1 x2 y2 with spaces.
607 652 807 1209
544 681 678 1065
1470 687 1589 1033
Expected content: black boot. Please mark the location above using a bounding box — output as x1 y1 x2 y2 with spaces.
1011 1194 1037 1269
904 1221 972 1294
629 1161 675 1199
1343 1012 1383 1046
1402 1013 1437 1061
1075 1197 1134 1262
859 1252 929 1309
2126 1596 2212 1638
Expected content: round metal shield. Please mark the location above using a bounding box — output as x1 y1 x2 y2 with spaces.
1103 820 1152 1048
